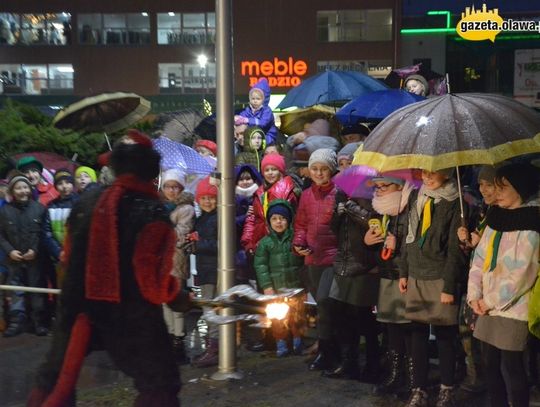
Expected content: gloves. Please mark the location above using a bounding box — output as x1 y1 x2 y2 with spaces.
234 115 249 125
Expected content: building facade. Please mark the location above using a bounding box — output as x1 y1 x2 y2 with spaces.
0 0 400 111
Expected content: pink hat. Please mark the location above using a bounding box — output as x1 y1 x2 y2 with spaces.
195 140 217 156
261 153 286 174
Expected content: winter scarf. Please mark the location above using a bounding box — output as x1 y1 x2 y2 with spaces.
372 181 415 216
86 174 159 302
406 179 460 244
236 183 258 198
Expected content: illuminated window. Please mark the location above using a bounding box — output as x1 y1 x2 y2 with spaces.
158 62 216 93
78 13 150 45
0 13 72 45
317 9 392 42
157 12 215 45
0 63 74 95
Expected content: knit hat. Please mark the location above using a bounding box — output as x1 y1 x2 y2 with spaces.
16 156 43 173
404 74 429 95
54 168 74 186
161 168 186 189
477 165 497 183
75 166 97 183
8 174 32 192
195 139 218 156
110 129 161 181
261 153 286 174
337 142 361 162
195 176 218 203
267 202 293 225
496 163 540 203
308 148 337 174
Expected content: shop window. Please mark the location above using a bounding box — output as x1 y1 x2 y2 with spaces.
157 12 215 45
79 13 150 45
0 63 74 95
317 9 392 42
158 62 216 94
0 13 72 45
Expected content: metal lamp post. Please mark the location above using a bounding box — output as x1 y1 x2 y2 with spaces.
211 0 243 381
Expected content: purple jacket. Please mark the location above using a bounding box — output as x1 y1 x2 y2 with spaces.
239 79 278 145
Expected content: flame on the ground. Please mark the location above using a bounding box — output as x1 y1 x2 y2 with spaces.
266 302 290 320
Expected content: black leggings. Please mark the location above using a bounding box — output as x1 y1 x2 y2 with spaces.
387 322 411 356
482 341 529 407
409 322 458 388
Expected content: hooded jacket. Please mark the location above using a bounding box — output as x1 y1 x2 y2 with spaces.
234 127 266 172
238 79 278 145
254 200 304 290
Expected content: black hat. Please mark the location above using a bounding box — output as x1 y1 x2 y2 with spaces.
53 168 74 186
110 130 160 181
496 163 540 203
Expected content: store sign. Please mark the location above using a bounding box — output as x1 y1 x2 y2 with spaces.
514 49 540 107
240 57 308 88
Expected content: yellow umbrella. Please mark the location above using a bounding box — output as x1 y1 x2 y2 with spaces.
278 104 340 136
53 92 151 134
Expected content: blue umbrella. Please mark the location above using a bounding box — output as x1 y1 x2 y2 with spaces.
153 136 213 175
276 70 388 109
336 89 426 125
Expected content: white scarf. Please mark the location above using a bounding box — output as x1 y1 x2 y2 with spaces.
236 183 259 198
372 181 415 216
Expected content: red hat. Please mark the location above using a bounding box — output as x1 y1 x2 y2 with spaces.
195 140 217 156
97 151 112 168
195 176 218 203
261 153 286 174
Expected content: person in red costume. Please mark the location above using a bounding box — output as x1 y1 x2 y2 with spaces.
27 130 190 407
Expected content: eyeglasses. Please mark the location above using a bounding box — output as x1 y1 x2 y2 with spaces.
374 183 393 192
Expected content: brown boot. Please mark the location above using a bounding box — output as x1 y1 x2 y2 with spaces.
191 338 218 368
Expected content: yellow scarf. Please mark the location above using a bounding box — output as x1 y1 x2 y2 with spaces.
418 198 433 248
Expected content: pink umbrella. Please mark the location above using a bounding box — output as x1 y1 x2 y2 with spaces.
333 165 378 199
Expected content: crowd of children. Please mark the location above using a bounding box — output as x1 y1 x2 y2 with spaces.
1 79 540 407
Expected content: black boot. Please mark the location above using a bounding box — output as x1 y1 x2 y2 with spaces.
322 343 360 380
172 335 189 365
373 350 403 394
3 312 26 338
309 338 338 371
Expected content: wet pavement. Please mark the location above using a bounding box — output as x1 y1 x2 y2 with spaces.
2 311 540 407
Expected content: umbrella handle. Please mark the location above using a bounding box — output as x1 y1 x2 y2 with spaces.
381 247 393 260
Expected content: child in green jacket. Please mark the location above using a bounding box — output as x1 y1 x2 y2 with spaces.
254 199 306 357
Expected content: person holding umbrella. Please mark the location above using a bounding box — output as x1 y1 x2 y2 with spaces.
399 168 468 407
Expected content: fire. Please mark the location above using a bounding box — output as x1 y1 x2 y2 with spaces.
265 302 290 320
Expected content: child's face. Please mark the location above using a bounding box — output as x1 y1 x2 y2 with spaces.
478 179 497 205
374 181 402 197
23 168 41 186
251 132 263 150
406 79 425 96
237 173 255 189
12 181 31 202
249 91 264 110
199 195 217 212
265 145 278 155
309 163 332 186
338 158 352 172
341 133 363 145
270 214 288 234
76 172 93 191
56 180 74 198
263 165 282 185
196 146 215 157
162 180 183 202
421 170 447 191
495 177 522 209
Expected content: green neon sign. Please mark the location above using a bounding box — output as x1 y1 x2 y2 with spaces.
401 9 455 34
